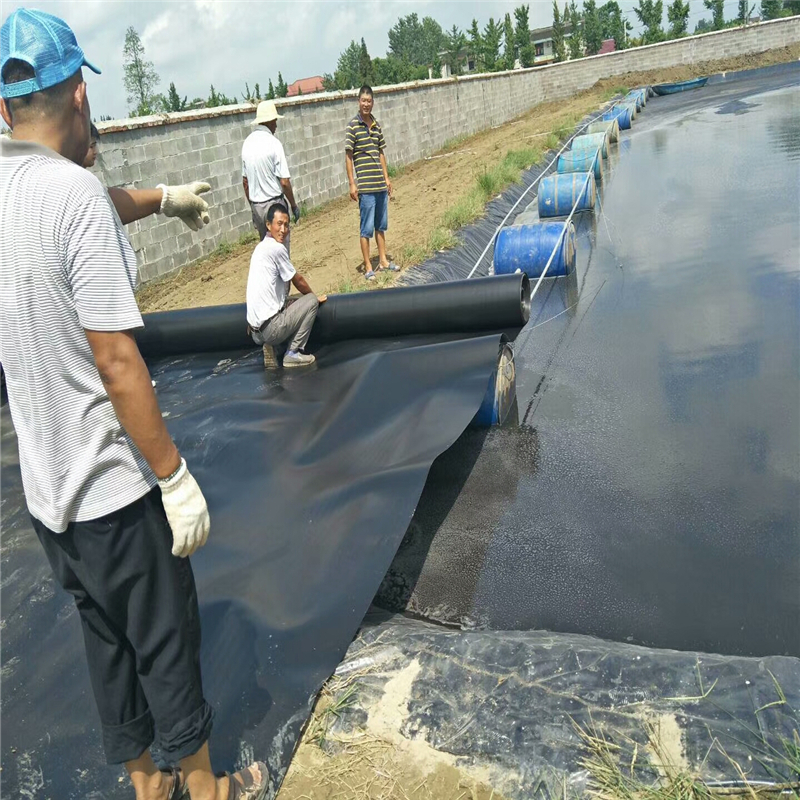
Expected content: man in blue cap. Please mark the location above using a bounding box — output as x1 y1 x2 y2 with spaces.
0 9 269 800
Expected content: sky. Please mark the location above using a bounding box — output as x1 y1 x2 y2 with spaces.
1 0 746 120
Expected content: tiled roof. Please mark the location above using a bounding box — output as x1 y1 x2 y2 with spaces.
598 38 616 54
287 76 325 96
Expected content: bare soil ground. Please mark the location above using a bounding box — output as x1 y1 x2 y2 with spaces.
136 46 800 315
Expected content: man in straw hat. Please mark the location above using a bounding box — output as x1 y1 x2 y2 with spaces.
242 99 300 250
0 7 270 800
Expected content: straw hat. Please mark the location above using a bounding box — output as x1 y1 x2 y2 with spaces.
252 100 283 125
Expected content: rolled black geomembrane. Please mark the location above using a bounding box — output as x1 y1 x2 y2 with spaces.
135 274 531 358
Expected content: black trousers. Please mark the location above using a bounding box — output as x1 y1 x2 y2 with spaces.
31 488 214 764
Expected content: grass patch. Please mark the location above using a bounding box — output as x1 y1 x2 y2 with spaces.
440 188 485 231
212 239 234 258
386 162 404 179
441 132 471 152
237 230 258 246
544 132 560 150
396 242 429 269
601 84 630 102
331 270 395 294
428 226 457 252
306 682 359 748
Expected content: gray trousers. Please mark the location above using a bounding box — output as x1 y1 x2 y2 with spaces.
251 293 319 353
250 198 291 255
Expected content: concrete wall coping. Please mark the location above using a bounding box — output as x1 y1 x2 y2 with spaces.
98 16 799 136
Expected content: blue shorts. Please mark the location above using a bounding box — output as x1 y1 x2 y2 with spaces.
358 191 388 239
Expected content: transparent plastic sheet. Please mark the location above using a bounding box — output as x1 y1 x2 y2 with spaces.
322 611 800 798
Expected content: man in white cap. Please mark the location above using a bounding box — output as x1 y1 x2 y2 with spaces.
242 99 300 248
0 8 269 800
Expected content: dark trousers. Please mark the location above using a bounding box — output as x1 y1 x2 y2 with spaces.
31 488 214 764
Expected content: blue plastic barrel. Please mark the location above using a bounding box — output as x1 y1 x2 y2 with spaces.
603 107 632 130
572 132 608 159
538 172 596 218
625 91 644 111
472 342 517 428
494 221 577 279
570 146 604 178
587 118 619 143
621 101 638 120
558 149 603 181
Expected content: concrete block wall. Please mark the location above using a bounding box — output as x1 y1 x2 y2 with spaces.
94 17 800 285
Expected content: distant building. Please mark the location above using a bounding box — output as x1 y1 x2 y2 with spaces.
287 76 324 97
598 38 616 55
528 24 576 65
440 24 579 77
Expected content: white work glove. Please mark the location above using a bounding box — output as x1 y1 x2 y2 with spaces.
158 458 211 557
157 181 211 231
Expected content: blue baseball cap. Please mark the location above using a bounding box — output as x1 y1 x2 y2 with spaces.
0 8 100 99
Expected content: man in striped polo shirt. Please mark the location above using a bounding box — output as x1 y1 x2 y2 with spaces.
345 85 399 281
0 9 269 800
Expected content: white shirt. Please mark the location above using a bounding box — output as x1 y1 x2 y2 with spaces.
241 127 290 202
0 139 155 532
246 236 296 328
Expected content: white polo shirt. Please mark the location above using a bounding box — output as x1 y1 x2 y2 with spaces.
241 127 290 202
0 139 155 532
246 236 296 328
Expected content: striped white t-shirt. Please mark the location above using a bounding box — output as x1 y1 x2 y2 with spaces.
0 138 155 533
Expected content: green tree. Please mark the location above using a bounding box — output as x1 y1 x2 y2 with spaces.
276 72 288 98
483 17 503 71
503 13 516 69
358 38 374 85
514 5 535 67
387 13 446 68
583 0 603 53
552 1 567 62
703 0 725 28
420 16 447 72
371 56 427 85
207 85 234 107
599 1 630 49
266 79 275 99
166 81 186 112
254 83 261 101
694 17 713 30
122 27 160 116
760 0 783 17
445 24 467 76
667 0 691 35
323 40 361 90
468 19 484 71
567 0 584 58
633 0 665 43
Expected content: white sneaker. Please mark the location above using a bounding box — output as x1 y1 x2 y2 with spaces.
283 350 316 368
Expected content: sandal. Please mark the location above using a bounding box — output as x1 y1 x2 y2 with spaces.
161 767 188 799
218 761 271 800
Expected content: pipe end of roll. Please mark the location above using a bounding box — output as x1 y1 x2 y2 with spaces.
472 341 517 428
